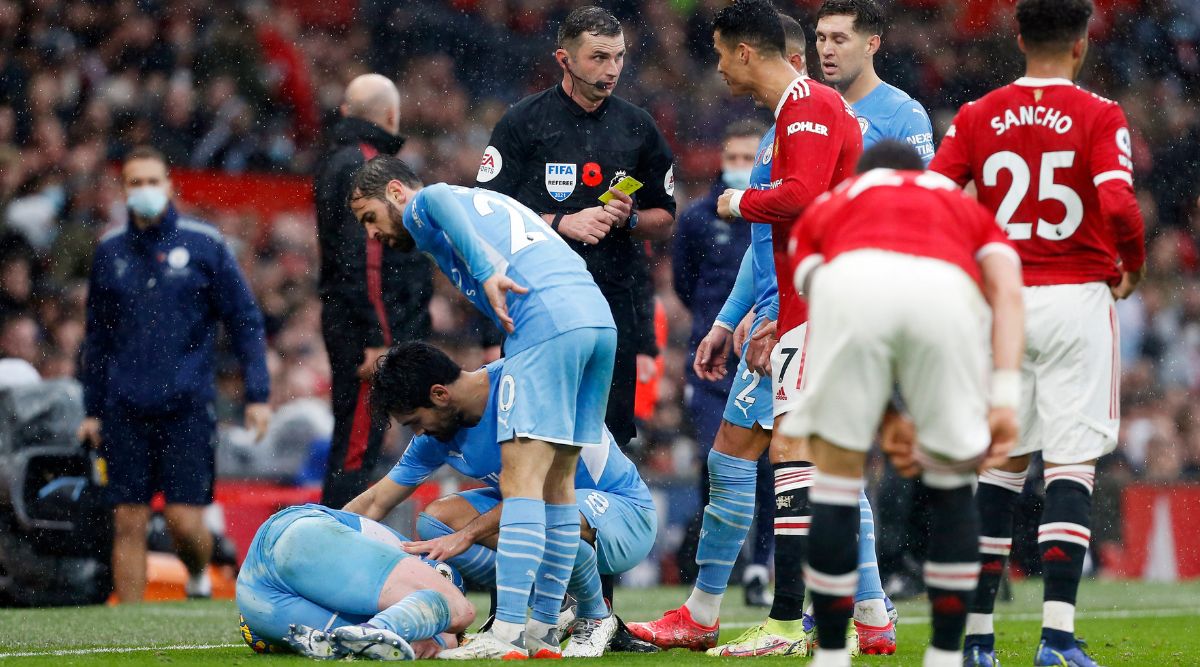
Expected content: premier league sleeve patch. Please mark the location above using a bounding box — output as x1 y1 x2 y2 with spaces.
545 163 577 202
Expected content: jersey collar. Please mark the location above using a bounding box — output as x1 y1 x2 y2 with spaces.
555 84 611 119
1013 76 1074 88
774 76 808 119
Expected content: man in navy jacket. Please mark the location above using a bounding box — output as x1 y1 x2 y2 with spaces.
78 146 271 604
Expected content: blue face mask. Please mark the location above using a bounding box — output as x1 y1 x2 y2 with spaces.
722 168 753 191
126 186 169 219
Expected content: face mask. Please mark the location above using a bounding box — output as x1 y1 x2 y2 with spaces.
722 168 753 191
126 186 169 219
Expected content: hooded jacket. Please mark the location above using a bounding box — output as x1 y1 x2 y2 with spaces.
313 117 432 348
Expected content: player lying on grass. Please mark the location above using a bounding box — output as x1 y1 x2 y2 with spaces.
235 503 475 660
344 341 658 657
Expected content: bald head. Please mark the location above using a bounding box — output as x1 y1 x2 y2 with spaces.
342 74 401 136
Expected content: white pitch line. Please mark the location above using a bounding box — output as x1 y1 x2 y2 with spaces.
722 606 1200 630
0 643 243 659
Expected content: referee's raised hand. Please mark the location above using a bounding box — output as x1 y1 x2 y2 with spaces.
557 206 618 245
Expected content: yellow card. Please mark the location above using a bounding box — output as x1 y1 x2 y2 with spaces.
598 176 643 204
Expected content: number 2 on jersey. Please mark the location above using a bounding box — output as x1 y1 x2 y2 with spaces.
982 150 1084 241
471 191 553 254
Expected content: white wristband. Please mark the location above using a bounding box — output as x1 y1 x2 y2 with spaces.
729 190 745 218
712 321 735 333
990 369 1021 410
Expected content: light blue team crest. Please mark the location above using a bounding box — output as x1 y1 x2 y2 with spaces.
545 163 577 202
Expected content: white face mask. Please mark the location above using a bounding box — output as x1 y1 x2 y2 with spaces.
721 167 753 191
126 186 169 219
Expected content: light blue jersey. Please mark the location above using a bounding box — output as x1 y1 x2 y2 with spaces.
387 359 653 508
717 128 779 430
853 81 934 165
404 183 615 355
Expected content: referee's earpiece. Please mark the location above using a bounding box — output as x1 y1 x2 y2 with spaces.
561 56 612 91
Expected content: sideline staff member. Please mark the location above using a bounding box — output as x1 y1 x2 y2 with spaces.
475 5 676 446
78 146 271 603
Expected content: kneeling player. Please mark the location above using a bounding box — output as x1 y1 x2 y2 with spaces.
345 341 657 657
780 142 1023 667
236 504 475 660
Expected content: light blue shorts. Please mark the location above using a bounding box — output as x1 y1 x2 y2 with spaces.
457 487 656 575
498 326 617 448
721 316 775 430
236 506 411 644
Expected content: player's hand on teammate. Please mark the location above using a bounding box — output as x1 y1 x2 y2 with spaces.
1111 264 1147 300
694 325 733 381
981 406 1018 472
747 319 776 376
602 187 634 226
482 274 529 333
245 403 272 443
880 411 920 477
403 530 473 561
558 207 618 245
716 189 738 219
78 417 102 448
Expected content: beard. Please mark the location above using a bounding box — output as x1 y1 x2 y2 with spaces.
429 406 472 441
382 201 415 251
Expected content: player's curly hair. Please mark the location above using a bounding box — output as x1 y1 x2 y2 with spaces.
369 341 463 429
713 0 785 57
1017 0 1093 51
816 0 886 37
349 155 423 205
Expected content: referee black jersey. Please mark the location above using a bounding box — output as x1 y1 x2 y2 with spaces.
476 84 676 293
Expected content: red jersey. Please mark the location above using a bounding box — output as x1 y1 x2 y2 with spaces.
929 77 1145 286
732 76 862 333
788 169 1016 290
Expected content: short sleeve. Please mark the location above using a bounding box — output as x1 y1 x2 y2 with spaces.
929 105 974 186
1088 103 1135 189
386 437 447 487
896 100 935 165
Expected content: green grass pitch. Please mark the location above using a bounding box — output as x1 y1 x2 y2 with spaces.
1 580 1198 664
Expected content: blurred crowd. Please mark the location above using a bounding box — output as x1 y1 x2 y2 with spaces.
1 0 1200 492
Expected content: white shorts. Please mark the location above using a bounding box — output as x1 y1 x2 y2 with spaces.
780 250 991 472
771 322 809 418
1012 282 1119 464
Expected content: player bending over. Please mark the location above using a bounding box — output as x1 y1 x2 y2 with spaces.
781 141 1024 667
236 503 475 660
344 341 657 657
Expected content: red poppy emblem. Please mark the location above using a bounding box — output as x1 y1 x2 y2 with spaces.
582 162 603 187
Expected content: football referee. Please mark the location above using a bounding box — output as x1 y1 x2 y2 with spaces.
475 5 676 450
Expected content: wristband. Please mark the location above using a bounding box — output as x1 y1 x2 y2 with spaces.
551 212 565 232
990 369 1020 409
712 321 735 333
